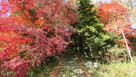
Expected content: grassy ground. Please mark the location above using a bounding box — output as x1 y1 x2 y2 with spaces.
88 62 136 77
89 56 136 77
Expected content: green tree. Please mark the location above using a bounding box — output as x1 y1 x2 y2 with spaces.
71 0 116 61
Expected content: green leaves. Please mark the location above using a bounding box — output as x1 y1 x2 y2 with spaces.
84 32 89 36
100 34 110 41
71 0 117 60
86 26 97 32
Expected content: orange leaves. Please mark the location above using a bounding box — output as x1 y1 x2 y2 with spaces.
35 18 45 27
97 1 129 24
119 38 134 49
96 1 134 49
97 1 130 33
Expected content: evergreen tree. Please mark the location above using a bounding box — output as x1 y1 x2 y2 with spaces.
72 0 116 60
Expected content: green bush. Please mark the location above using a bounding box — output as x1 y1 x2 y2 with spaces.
101 45 130 64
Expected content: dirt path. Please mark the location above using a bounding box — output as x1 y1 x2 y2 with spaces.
48 52 91 77
47 60 62 77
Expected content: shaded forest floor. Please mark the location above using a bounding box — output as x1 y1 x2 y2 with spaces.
27 52 136 77
48 52 91 77
27 52 94 77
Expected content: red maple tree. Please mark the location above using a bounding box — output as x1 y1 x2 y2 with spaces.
96 1 133 48
0 0 77 76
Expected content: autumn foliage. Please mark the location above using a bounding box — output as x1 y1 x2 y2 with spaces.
0 0 77 76
1 0 136 76
96 1 133 48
